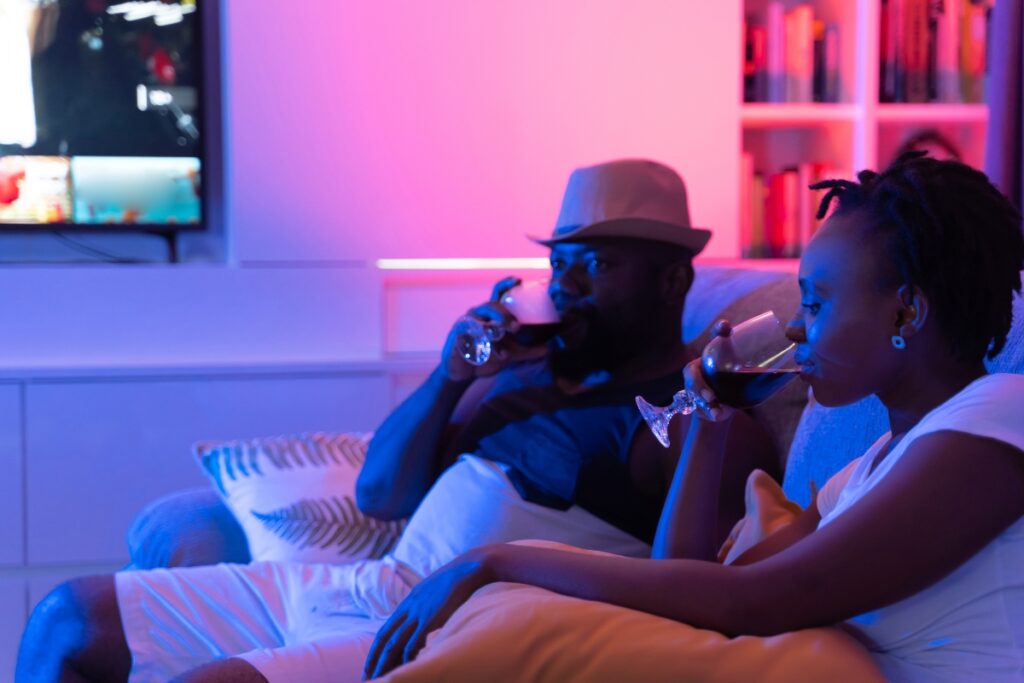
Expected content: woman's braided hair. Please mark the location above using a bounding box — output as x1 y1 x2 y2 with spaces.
811 151 1024 361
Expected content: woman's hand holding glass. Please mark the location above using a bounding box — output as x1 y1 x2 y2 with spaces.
682 321 737 424
637 311 799 447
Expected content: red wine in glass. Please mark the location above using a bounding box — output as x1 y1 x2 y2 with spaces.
509 322 564 347
636 311 798 447
454 281 561 365
703 367 800 410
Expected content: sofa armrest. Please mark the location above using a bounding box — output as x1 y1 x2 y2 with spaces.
125 488 251 569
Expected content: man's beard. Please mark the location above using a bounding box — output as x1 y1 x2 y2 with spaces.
547 301 666 383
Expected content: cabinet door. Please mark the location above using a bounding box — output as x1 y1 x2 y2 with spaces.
0 579 26 683
25 374 390 564
0 385 23 567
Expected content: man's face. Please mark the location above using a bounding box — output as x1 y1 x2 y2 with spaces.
545 239 676 380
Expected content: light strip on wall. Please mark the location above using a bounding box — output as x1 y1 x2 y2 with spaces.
376 258 550 270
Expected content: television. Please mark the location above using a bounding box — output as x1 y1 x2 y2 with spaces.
0 0 222 237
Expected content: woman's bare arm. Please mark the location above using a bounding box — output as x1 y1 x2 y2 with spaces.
652 411 777 561
486 431 1024 634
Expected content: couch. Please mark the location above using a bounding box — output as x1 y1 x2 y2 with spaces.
126 262 1024 567
121 263 1024 682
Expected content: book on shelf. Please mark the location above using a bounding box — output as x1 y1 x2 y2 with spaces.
960 0 988 103
765 1 786 102
813 21 840 103
740 152 756 258
744 22 768 102
769 170 801 258
880 0 904 102
741 157 836 259
903 0 930 103
879 0 989 104
744 2 839 104
785 5 814 102
934 0 961 102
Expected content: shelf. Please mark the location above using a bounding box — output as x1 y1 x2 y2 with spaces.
742 104 861 128
699 257 800 272
876 104 989 124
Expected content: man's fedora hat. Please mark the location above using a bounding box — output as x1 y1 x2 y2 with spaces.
530 159 712 255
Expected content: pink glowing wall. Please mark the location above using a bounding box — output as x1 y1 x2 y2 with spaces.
228 0 742 263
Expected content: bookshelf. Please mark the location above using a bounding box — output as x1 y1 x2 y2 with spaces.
739 0 990 259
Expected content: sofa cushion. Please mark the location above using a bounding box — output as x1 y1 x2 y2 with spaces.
986 284 1024 374
684 266 799 347
782 393 888 509
125 487 252 569
686 266 805 464
196 432 405 564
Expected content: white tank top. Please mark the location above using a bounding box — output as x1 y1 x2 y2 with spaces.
816 374 1024 683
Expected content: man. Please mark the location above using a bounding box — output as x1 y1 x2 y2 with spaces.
16 159 778 683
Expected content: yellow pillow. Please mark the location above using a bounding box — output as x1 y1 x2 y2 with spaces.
380 479 880 683
382 574 883 683
717 469 803 565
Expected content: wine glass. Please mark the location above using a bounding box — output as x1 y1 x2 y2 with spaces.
636 310 799 447
453 280 561 366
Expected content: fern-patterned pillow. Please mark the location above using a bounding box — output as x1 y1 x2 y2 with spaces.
195 432 405 563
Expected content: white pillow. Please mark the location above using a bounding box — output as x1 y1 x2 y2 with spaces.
195 432 405 564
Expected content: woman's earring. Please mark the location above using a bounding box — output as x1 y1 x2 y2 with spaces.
891 335 906 350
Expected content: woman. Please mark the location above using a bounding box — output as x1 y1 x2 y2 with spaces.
365 153 1024 682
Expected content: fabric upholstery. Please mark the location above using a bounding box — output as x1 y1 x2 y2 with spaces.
126 487 251 569
986 282 1024 375
782 394 888 509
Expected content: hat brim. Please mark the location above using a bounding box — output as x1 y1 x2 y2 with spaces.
528 218 712 255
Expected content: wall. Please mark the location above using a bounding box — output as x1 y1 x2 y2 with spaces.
229 0 741 262
0 1 740 677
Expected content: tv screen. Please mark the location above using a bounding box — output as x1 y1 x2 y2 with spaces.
0 0 218 232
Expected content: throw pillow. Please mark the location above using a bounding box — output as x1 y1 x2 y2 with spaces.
717 468 802 565
195 432 405 563
380 541 885 683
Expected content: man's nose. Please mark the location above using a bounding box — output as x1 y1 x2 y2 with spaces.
549 266 586 299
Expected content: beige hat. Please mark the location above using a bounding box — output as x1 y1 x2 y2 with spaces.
530 159 712 254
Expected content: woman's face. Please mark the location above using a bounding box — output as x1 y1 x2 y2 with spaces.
787 211 908 406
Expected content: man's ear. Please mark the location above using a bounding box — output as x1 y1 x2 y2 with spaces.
660 261 694 304
895 284 929 340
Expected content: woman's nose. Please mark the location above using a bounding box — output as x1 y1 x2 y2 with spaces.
784 316 806 343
